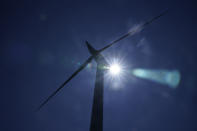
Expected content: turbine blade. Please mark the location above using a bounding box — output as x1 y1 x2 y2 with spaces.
98 9 168 52
36 56 94 111
143 8 169 27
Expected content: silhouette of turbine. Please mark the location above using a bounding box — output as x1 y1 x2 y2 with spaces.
37 9 168 131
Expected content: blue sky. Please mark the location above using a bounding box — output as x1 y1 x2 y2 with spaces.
1 0 197 130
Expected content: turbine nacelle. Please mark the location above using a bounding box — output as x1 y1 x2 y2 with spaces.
86 41 109 69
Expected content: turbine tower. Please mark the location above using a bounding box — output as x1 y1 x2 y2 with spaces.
86 44 108 131
37 9 168 131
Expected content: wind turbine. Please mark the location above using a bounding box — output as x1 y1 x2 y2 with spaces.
37 9 168 131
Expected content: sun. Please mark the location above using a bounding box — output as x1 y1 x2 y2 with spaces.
104 55 128 90
105 56 126 79
109 64 122 76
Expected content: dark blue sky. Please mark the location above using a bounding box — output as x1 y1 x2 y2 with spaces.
1 0 197 130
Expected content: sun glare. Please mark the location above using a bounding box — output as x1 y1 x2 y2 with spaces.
109 64 121 76
105 55 127 90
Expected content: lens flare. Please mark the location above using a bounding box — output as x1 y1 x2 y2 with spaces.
131 69 181 88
